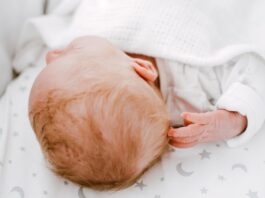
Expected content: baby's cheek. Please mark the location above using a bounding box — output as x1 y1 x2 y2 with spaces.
46 51 58 64
46 49 65 64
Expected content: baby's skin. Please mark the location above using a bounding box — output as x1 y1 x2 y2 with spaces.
168 110 247 148
128 54 248 148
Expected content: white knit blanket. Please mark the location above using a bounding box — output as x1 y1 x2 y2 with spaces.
16 0 265 68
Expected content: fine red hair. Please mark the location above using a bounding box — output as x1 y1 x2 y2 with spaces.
29 60 169 190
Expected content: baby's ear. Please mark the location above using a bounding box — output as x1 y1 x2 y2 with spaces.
132 58 158 82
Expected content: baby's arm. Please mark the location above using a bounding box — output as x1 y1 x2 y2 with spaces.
169 53 265 148
168 110 247 148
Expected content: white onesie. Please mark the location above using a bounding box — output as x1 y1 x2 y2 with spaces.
156 53 265 147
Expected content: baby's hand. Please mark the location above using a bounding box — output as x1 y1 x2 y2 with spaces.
168 110 247 148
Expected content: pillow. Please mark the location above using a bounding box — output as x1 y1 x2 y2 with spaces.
0 0 44 55
0 0 44 95
0 45 12 96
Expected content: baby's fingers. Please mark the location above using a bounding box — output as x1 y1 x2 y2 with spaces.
170 133 201 144
168 124 205 138
181 112 210 125
169 139 199 148
168 125 204 148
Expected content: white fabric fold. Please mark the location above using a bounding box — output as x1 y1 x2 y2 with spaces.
16 0 265 67
216 82 265 147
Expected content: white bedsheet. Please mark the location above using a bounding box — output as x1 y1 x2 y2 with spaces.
0 51 265 198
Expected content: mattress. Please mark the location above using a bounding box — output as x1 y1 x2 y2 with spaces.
0 51 265 198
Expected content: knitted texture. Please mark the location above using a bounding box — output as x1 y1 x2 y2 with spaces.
20 0 265 67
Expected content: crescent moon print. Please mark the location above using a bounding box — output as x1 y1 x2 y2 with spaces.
78 187 87 198
10 186 25 198
232 163 247 172
176 163 194 176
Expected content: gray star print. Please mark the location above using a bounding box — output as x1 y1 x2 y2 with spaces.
246 190 259 198
200 187 208 194
135 180 147 190
199 150 211 159
218 175 225 181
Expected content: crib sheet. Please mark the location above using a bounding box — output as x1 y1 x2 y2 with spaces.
0 52 265 198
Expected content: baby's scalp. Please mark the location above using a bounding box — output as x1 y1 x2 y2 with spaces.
29 36 170 190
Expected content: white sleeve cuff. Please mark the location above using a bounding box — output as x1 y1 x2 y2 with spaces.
216 82 265 147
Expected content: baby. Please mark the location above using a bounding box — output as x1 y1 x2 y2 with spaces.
29 36 170 190
29 36 264 190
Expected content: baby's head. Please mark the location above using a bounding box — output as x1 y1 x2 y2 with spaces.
29 36 170 190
